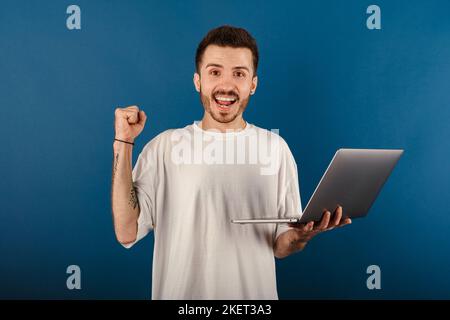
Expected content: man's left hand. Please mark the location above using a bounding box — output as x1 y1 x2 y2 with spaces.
288 205 352 244
273 205 352 258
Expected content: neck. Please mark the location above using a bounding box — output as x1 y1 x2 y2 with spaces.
199 113 247 132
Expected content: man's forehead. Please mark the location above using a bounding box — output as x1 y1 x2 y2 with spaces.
202 45 253 69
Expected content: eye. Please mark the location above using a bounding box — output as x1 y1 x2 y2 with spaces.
210 69 220 76
234 71 245 78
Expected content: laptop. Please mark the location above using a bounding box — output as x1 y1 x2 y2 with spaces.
231 148 404 224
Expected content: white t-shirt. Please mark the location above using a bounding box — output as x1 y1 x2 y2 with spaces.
123 121 303 300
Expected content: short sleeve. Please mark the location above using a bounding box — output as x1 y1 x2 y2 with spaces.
121 141 157 249
274 140 303 241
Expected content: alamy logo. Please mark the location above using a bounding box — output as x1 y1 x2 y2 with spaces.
366 5 381 30
366 265 381 290
66 5 81 30
170 127 281 176
66 265 81 290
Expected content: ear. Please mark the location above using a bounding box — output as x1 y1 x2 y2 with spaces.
250 75 258 95
193 72 201 92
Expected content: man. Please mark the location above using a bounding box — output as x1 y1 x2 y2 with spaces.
111 25 351 299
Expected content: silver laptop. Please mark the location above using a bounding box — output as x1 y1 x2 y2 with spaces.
231 148 404 224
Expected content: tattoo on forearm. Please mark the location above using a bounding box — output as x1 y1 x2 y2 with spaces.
112 153 119 184
129 186 138 209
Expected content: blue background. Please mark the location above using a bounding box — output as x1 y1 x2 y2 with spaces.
1 0 449 299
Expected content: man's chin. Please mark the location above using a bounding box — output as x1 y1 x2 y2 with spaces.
210 111 239 123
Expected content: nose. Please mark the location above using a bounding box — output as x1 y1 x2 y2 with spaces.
216 75 237 94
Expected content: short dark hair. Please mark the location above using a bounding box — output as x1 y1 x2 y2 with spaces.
195 25 259 75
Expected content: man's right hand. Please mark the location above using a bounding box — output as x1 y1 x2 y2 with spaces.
114 105 147 143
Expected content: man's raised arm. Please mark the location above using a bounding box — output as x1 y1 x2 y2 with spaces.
111 105 147 245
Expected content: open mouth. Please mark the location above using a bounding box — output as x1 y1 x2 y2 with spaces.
214 95 238 111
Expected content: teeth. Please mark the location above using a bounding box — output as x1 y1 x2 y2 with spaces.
215 96 236 102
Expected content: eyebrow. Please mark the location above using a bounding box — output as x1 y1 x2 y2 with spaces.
233 66 250 72
205 63 223 69
205 63 250 72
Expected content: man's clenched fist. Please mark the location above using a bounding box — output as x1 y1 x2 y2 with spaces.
114 106 147 143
